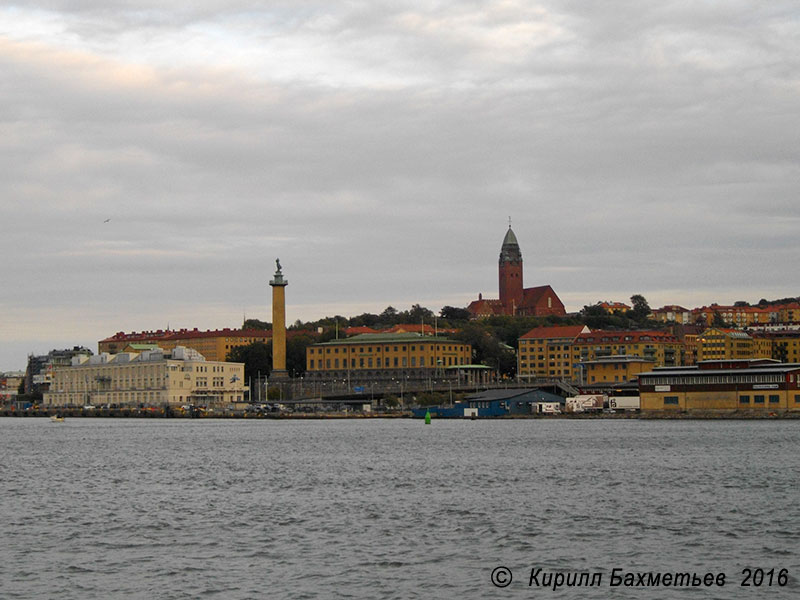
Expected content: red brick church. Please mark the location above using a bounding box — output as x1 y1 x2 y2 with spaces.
466 226 566 318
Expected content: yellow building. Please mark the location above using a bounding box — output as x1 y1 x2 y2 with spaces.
692 305 772 328
639 359 800 413
574 330 683 368
753 330 800 363
99 328 271 362
597 301 631 314
682 334 699 365
696 328 772 361
776 303 800 323
583 355 655 385
517 325 589 382
651 305 692 325
44 346 246 408
306 333 471 381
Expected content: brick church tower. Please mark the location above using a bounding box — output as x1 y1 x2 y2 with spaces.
498 226 523 314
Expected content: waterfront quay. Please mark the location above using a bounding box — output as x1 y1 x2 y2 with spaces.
1 405 412 419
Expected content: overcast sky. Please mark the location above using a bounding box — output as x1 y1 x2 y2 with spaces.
1 1 799 370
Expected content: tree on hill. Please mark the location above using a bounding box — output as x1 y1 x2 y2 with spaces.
440 306 472 321
758 297 799 307
580 304 623 329
287 333 316 377
227 342 271 381
452 322 516 377
243 318 270 330
380 306 399 322
408 304 435 323
349 312 380 327
630 294 651 322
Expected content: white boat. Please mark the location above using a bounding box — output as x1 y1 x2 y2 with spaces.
50 415 65 422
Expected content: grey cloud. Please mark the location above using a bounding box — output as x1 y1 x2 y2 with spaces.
2 1 800 368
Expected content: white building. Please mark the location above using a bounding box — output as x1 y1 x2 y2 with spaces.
44 346 246 408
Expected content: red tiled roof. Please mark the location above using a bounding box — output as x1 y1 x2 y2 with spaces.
575 329 678 344
344 326 380 335
520 325 588 340
521 285 550 304
387 324 431 334
466 298 505 316
693 305 771 314
598 302 631 310
652 305 690 313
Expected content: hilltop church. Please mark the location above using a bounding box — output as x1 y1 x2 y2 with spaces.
466 226 566 318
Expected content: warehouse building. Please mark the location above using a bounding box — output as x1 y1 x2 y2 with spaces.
638 359 800 413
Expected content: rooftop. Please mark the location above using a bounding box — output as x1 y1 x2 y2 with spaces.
520 325 588 340
314 332 461 346
100 328 272 343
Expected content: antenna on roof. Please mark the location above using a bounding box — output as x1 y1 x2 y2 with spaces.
508 216 512 229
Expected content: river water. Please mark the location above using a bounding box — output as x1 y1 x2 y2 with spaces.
1 418 798 599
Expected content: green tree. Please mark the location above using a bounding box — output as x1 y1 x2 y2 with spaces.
630 294 651 322
286 333 316 377
227 342 271 381
379 306 399 323
712 311 727 328
243 318 270 330
452 322 516 377
349 312 380 327
440 306 472 321
408 304 435 323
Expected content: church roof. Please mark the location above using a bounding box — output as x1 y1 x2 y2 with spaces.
500 226 522 262
501 226 519 248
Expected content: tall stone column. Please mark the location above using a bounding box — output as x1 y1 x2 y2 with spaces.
269 258 289 380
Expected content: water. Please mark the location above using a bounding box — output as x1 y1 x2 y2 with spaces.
1 418 798 599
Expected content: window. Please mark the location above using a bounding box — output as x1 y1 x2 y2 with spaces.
769 395 779 404
739 395 750 404
664 396 679 405
795 394 800 404
754 395 765 404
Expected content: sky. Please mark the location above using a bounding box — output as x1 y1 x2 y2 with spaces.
1 1 799 370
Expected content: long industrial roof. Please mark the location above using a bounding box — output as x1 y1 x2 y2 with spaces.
313 332 461 346
640 363 800 378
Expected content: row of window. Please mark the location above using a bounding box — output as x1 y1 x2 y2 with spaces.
664 395 800 406
311 356 464 369
645 374 788 385
310 344 465 355
739 395 781 404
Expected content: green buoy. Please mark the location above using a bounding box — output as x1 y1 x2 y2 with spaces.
424 410 431 424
